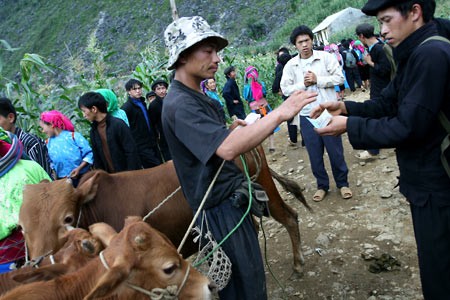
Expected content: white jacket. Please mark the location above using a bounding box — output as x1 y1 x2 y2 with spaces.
280 50 345 117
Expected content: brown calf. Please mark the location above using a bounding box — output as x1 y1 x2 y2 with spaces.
1 217 214 300
0 228 102 295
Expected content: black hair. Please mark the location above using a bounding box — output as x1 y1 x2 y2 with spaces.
0 97 16 123
78 92 108 113
341 39 350 49
277 47 290 56
355 23 375 38
278 53 292 66
124 79 143 91
224 66 235 79
397 0 436 23
289 25 314 45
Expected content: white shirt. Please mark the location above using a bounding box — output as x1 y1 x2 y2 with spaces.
280 50 345 117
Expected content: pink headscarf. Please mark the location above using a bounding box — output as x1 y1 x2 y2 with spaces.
40 110 75 132
245 66 264 101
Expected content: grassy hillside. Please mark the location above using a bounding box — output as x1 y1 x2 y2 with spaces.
1 0 449 79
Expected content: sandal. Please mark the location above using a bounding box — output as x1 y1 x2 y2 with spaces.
340 187 353 199
313 189 327 202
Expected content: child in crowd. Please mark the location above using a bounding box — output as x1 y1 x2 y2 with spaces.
39 110 93 186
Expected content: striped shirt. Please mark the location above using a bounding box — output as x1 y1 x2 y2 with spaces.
14 127 53 178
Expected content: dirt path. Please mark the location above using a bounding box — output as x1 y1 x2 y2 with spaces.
261 90 423 300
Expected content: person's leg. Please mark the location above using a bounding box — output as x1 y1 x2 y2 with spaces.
204 201 267 300
300 116 329 191
323 135 349 189
287 119 298 144
345 69 356 92
353 68 363 88
410 199 450 300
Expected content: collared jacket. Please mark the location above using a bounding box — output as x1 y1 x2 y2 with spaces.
345 22 450 205
90 114 142 172
280 50 345 116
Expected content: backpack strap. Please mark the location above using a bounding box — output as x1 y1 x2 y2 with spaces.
438 112 450 178
420 36 450 177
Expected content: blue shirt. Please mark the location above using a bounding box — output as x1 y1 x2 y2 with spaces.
47 131 93 178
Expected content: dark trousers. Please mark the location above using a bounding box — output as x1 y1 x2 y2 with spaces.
200 200 267 300
300 116 349 190
287 118 298 143
410 197 450 300
344 67 362 91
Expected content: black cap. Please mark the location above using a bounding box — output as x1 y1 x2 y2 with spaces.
362 0 410 16
146 91 156 99
151 79 169 91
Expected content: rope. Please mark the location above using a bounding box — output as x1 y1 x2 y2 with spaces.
177 160 226 253
193 155 253 267
99 250 190 299
143 186 182 222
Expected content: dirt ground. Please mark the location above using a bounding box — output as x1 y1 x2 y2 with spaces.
260 90 423 300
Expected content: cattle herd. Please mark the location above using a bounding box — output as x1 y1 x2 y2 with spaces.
1 147 311 298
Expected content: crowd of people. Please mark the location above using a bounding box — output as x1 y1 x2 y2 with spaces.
1 0 449 299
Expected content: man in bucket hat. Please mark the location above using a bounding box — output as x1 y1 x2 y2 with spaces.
162 16 317 299
311 1 450 298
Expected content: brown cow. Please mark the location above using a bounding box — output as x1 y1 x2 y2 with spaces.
19 146 310 274
1 217 214 300
0 228 102 295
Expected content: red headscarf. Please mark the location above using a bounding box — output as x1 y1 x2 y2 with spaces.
40 110 75 132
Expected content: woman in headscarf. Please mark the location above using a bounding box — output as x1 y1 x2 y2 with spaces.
40 110 93 186
0 128 50 273
95 89 129 126
243 66 278 152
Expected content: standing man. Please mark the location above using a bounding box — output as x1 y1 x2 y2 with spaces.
148 79 171 161
312 1 450 298
354 23 393 160
78 92 142 173
0 97 53 178
280 25 352 202
121 79 162 168
162 16 316 300
222 66 246 120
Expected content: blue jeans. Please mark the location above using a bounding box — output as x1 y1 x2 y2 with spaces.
300 116 349 190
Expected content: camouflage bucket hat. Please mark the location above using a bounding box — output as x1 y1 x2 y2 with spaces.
164 16 228 70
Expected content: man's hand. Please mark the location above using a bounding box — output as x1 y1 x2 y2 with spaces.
314 115 348 136
233 100 239 104
279 90 317 120
364 54 374 67
310 101 347 119
229 119 247 131
304 70 317 87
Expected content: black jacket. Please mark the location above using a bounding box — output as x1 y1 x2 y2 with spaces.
121 97 162 168
90 114 142 172
148 96 171 161
368 42 391 98
222 78 246 119
346 22 450 204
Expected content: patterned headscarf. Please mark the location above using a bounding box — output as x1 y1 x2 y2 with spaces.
0 128 24 177
245 66 264 101
40 110 75 132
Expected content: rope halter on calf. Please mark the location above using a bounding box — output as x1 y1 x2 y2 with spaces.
99 250 190 300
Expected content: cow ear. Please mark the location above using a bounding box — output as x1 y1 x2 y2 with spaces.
76 174 99 204
12 264 69 283
84 261 131 300
89 223 117 247
124 216 142 227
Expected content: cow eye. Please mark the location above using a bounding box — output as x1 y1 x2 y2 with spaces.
163 264 178 275
64 215 74 224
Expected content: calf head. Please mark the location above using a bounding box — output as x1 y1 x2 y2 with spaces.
85 217 215 300
19 176 98 259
